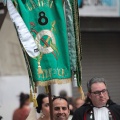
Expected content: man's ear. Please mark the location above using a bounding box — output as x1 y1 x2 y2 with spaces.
87 92 91 99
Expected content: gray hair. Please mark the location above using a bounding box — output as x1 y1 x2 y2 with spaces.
87 77 107 92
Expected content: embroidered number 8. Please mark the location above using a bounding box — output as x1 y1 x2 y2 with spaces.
38 11 48 25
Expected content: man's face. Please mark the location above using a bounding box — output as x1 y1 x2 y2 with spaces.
53 98 70 120
88 82 109 107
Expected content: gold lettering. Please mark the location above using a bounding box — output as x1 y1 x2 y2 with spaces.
50 1 53 8
43 69 48 78
42 0 44 6
58 68 65 76
61 69 65 76
52 69 57 75
25 0 54 11
41 72 45 79
26 3 33 11
44 69 51 78
38 0 40 6
30 0 38 9
48 68 52 78
38 68 67 79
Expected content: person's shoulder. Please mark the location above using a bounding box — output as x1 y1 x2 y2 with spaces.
108 100 120 118
73 103 91 117
108 100 120 110
110 103 120 109
13 108 20 120
13 108 20 114
76 103 90 111
23 106 31 111
72 104 90 120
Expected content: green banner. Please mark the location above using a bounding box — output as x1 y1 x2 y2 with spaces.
13 0 71 86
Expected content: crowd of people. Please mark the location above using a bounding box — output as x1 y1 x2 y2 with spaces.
13 77 120 120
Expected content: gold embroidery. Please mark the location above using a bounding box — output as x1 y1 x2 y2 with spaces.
25 0 54 11
37 68 69 79
50 1 53 8
35 78 72 86
26 3 32 11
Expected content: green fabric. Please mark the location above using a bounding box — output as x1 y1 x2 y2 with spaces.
64 0 77 71
67 0 82 87
15 0 71 84
72 0 82 87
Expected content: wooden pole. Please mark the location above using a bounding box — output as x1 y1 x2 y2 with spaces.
48 85 53 120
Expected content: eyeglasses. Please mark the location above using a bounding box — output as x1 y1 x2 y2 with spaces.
91 89 107 95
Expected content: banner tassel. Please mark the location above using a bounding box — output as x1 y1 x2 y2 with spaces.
38 65 43 74
30 89 33 102
33 93 38 107
45 86 49 93
78 86 85 100
35 85 37 93
37 57 43 74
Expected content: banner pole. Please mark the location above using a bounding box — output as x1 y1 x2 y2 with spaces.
48 85 53 120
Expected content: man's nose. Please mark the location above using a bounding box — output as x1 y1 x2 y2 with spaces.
58 108 64 113
99 91 104 96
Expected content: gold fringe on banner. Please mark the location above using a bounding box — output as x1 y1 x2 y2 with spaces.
35 78 71 86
